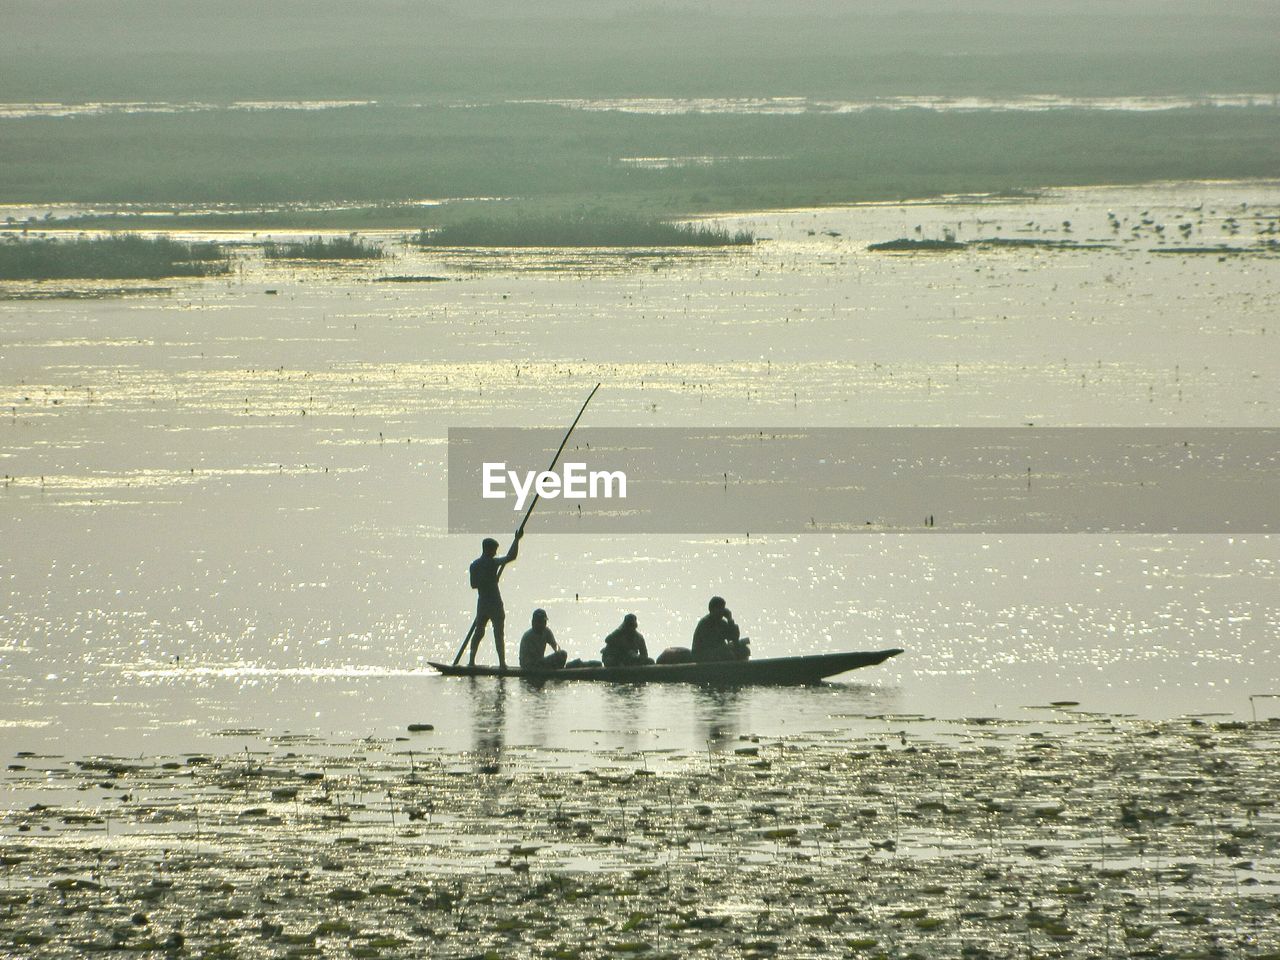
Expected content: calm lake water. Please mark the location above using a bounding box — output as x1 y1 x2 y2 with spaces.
2 182 1278 759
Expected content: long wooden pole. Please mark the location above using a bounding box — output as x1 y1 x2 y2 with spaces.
451 383 602 666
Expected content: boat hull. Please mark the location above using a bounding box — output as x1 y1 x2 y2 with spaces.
429 649 902 685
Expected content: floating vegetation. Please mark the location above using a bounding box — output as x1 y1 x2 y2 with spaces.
2 716 1276 957
870 234 1278 256
867 238 966 251
261 235 384 259
373 274 451 282
0 286 173 300
1149 245 1256 255
413 214 754 248
0 234 227 279
969 237 1113 250
869 237 1117 252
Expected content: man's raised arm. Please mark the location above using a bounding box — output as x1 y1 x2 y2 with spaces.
500 529 523 565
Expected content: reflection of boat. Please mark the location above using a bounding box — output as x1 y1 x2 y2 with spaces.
431 649 902 686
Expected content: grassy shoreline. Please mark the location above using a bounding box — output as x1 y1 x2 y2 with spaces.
412 214 753 248
0 234 228 280
261 235 385 259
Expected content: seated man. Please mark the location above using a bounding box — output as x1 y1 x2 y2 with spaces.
691 596 750 662
518 609 568 670
601 614 654 668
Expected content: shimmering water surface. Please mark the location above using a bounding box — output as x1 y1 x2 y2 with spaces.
2 183 1278 758
5 93 1277 120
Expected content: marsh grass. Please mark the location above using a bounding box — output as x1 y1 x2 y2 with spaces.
870 237 1118 252
0 234 227 280
413 214 753 248
261 235 384 260
867 238 966 252
972 237 1112 250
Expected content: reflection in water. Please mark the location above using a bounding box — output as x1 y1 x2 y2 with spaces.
469 677 506 758
448 676 908 760
516 676 555 747
692 686 744 749
599 684 646 751
8 666 907 762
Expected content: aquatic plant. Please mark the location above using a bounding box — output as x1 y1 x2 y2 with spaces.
412 214 753 248
4 714 1277 957
261 235 384 259
970 237 1112 250
0 234 228 280
867 238 966 252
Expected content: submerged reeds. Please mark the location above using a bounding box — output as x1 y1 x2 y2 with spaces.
0 234 228 280
412 214 753 248
261 235 385 260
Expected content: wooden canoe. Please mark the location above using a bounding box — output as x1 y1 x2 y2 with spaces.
430 649 902 686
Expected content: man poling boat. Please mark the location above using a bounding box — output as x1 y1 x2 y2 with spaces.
450 383 601 668
464 532 521 669
446 383 904 683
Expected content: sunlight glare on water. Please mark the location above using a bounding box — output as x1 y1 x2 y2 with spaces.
2 183 1278 758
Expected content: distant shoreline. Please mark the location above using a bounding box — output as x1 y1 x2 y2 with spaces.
3 103 1278 230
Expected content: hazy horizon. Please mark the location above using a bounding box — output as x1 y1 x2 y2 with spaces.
4 1 1278 101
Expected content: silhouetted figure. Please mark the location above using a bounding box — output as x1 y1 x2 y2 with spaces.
519 608 568 670
691 596 750 662
468 531 521 668
601 613 654 668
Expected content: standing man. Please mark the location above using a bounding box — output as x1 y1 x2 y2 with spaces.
468 531 521 669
